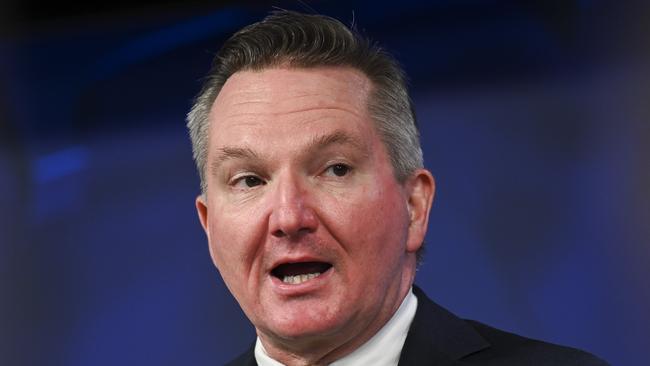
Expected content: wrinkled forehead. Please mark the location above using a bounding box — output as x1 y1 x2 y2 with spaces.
209 66 373 127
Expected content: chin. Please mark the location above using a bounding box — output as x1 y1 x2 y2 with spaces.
263 305 348 340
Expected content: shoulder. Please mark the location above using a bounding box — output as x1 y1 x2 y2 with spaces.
461 319 610 366
405 286 610 366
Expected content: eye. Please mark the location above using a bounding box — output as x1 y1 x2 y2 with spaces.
324 163 351 177
232 175 266 189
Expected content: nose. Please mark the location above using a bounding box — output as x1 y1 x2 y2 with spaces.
268 173 318 238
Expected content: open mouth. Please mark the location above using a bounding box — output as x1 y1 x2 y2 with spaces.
271 261 333 285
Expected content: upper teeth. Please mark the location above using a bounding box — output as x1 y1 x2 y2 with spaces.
282 272 321 284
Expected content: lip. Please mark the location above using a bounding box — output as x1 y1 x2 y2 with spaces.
268 256 334 297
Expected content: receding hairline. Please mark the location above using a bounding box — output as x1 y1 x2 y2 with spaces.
209 65 374 113
205 64 379 150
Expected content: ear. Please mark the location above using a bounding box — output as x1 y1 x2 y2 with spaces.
195 195 210 241
405 169 435 253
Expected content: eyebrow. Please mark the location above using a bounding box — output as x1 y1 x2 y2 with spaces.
210 146 262 174
306 130 368 156
210 130 368 173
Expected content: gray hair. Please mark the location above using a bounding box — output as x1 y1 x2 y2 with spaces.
187 10 423 194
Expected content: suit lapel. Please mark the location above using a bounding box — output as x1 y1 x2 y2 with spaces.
398 286 490 365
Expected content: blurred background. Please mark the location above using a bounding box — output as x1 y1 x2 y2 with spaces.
1 0 648 365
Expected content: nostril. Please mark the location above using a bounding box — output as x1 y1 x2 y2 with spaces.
272 226 312 238
272 229 286 238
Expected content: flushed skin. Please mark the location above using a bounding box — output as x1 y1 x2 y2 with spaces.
195 67 435 365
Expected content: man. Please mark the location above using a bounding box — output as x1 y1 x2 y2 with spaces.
187 10 609 366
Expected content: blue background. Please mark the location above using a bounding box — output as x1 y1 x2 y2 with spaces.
1 1 649 365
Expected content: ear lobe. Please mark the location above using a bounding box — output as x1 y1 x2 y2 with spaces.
196 195 210 240
405 169 435 253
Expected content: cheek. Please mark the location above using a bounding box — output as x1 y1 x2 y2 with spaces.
336 182 410 260
207 225 236 280
363 179 408 231
206 206 265 278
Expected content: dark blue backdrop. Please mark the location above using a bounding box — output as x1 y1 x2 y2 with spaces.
2 1 649 365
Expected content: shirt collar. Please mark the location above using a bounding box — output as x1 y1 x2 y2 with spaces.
255 287 418 366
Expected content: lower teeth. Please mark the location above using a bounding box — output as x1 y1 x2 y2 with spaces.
282 272 321 284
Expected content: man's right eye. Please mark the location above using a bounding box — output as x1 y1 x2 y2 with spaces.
232 175 266 189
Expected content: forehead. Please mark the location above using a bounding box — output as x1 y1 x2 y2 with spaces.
208 67 374 140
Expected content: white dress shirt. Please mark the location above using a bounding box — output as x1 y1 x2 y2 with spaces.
254 287 418 366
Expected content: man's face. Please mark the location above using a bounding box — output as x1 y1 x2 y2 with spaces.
196 67 432 352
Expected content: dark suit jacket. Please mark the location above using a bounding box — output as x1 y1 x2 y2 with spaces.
225 286 609 365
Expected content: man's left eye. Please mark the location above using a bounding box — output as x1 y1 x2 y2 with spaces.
325 163 351 177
